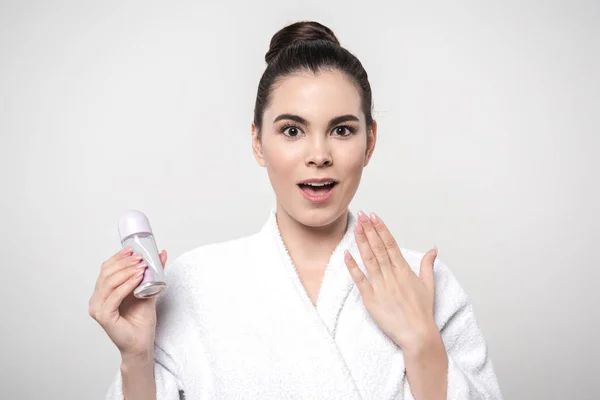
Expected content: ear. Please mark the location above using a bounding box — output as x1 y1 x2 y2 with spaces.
251 122 266 167
363 120 377 167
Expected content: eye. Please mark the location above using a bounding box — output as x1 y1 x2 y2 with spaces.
332 125 356 137
280 124 303 138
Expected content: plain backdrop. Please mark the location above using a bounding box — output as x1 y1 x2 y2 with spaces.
1 1 598 399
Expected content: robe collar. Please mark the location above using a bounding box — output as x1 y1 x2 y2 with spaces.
259 208 364 336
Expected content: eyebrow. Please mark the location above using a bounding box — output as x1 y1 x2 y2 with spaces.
273 113 360 131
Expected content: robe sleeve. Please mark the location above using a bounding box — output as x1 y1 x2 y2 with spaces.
105 344 183 400
105 257 189 400
403 257 503 400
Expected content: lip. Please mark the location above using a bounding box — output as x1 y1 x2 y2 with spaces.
297 181 337 204
297 177 338 184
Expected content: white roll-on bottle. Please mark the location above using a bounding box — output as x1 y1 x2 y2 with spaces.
118 210 166 298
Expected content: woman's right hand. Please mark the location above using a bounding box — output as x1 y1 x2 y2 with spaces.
89 247 168 361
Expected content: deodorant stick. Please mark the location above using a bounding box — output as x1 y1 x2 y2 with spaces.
118 210 166 298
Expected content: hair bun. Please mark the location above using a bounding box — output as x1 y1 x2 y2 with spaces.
265 21 340 64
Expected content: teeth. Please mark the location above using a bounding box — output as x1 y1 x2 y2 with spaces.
305 182 333 187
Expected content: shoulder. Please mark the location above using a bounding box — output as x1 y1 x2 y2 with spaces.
400 247 463 289
182 233 260 266
154 231 261 307
166 232 261 278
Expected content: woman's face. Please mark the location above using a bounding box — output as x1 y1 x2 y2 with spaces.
252 69 377 228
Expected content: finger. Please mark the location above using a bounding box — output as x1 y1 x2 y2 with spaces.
357 211 393 279
369 213 410 272
98 261 148 302
159 250 168 268
115 247 133 261
419 247 438 295
98 254 144 287
354 218 384 284
103 268 147 312
344 250 374 299
101 247 133 271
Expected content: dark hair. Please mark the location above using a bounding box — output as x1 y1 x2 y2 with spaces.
253 21 374 137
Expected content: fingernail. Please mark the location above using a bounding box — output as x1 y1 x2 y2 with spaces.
135 269 145 277
355 220 364 233
369 213 380 224
357 210 368 223
133 254 143 260
136 262 147 269
121 247 132 255
344 250 352 262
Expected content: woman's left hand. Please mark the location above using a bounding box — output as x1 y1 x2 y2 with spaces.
344 210 441 353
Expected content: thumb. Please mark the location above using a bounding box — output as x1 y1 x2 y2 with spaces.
419 247 438 294
159 250 168 268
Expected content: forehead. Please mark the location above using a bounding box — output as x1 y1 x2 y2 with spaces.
265 69 363 123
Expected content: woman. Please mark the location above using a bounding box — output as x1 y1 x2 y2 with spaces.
90 21 502 400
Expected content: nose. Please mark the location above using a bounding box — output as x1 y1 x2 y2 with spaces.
305 136 332 167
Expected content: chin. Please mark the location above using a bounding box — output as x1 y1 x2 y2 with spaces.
289 202 348 229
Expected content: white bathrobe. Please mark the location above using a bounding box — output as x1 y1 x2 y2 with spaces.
107 209 502 399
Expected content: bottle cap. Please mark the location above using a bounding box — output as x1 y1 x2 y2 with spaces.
118 210 153 240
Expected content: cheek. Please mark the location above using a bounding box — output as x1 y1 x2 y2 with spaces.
262 142 297 179
336 145 366 176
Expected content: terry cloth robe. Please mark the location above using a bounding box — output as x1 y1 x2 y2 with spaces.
107 209 503 399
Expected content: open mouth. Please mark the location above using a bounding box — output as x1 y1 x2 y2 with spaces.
297 181 338 196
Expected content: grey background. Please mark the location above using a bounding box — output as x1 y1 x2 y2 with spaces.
1 1 598 399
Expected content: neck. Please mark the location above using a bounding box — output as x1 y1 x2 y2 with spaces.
275 204 349 271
